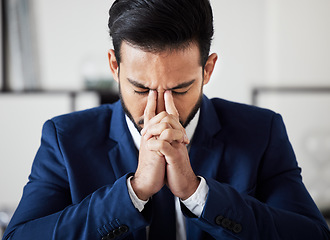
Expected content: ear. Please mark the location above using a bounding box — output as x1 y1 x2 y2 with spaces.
203 53 218 85
108 49 119 83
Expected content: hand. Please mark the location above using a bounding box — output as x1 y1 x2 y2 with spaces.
142 91 200 200
130 90 166 201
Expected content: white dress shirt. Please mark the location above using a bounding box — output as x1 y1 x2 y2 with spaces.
125 111 209 239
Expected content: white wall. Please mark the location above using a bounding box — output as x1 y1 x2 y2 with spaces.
0 94 71 208
0 1 2 90
281 0 330 83
33 0 112 90
265 0 330 85
0 93 99 209
206 0 266 103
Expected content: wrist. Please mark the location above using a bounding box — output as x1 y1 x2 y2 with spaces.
127 176 149 212
130 176 151 201
180 177 200 200
180 176 208 218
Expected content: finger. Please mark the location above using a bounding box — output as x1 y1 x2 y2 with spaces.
160 115 183 130
143 119 189 144
160 116 189 144
141 111 168 136
159 128 189 144
144 90 157 126
164 90 179 118
143 122 172 140
146 138 172 156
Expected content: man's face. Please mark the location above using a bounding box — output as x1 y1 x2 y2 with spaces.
108 42 217 132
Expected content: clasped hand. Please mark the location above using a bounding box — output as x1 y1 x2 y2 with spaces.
131 90 200 201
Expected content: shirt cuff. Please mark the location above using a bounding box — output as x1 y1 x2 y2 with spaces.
127 176 149 212
181 176 209 217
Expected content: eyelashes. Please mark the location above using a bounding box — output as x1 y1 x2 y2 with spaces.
134 90 149 95
172 90 189 95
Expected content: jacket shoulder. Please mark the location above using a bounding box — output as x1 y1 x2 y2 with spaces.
207 98 280 143
51 104 115 134
210 98 276 124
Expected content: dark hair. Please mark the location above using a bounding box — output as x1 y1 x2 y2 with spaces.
108 0 214 66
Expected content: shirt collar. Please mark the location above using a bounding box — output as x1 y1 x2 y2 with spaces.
125 110 200 150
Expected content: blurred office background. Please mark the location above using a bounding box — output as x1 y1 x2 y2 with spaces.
1 0 330 235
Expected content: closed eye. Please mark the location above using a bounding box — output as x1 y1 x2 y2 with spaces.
134 89 190 95
134 90 149 95
172 90 189 95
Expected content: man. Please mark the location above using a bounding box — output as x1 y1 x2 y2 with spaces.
3 0 330 239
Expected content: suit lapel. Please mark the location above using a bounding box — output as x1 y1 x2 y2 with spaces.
189 95 224 180
108 101 138 179
187 96 224 240
107 102 148 239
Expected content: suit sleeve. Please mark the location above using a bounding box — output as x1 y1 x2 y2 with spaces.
183 114 330 239
3 120 149 240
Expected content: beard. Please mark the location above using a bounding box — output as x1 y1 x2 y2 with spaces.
119 84 203 133
180 91 202 128
119 88 144 132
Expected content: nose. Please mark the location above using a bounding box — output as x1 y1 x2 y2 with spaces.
155 91 165 114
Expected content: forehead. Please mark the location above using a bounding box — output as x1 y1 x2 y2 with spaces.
119 42 203 87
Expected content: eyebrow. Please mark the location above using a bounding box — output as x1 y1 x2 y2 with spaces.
127 78 195 91
127 78 149 89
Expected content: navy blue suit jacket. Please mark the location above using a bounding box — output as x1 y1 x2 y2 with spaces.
3 96 330 239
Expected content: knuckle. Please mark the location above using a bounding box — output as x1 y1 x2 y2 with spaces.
157 111 166 118
161 128 172 139
161 115 172 123
159 112 168 119
159 140 166 149
146 138 156 150
161 111 167 116
159 140 170 151
160 122 168 130
171 113 179 120
163 128 179 140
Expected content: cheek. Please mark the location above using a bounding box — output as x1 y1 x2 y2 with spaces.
121 87 147 117
174 98 192 118
139 100 148 116
128 94 148 117
174 91 201 119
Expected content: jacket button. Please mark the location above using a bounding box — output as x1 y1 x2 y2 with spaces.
228 221 236 230
108 232 115 240
221 218 231 228
119 225 129 233
112 228 121 237
233 223 242 233
103 232 114 240
215 215 224 226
